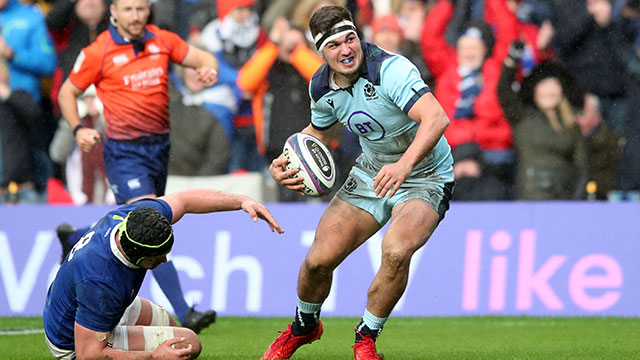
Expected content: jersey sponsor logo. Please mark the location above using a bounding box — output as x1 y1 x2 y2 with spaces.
347 110 386 141
112 54 129 66
122 66 164 90
148 44 160 54
326 98 334 109
73 51 86 73
364 82 378 100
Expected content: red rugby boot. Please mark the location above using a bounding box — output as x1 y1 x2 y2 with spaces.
352 329 383 360
261 320 323 359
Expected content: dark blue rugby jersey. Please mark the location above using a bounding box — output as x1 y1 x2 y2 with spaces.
43 198 173 350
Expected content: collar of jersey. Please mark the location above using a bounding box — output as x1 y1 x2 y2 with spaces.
108 24 155 46
109 223 140 269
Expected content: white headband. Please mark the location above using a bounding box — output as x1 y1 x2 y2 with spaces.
313 20 357 52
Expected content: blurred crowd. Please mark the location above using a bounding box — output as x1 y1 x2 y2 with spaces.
1 0 639 204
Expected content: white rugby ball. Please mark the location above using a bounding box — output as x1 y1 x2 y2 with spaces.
283 132 336 197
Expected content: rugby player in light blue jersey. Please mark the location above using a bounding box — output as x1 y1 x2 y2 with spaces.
44 189 283 360
262 5 454 360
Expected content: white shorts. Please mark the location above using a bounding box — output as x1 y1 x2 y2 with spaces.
46 334 75 360
46 296 173 358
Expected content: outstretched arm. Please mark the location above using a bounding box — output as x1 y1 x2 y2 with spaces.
160 189 284 233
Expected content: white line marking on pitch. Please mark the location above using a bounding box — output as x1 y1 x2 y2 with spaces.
0 329 44 335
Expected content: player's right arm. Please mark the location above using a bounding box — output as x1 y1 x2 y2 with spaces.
58 79 101 152
160 189 284 234
74 322 191 360
60 42 104 152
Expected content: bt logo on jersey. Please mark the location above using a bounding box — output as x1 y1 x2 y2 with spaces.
347 110 386 141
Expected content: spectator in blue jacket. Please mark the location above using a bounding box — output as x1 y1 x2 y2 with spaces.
0 0 57 199
0 0 56 102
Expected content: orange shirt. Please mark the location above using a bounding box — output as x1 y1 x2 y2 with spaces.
237 42 324 154
69 24 189 140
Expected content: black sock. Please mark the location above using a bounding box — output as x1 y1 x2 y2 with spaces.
291 306 320 336
355 318 382 342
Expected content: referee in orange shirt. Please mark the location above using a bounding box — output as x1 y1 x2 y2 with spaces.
57 0 219 334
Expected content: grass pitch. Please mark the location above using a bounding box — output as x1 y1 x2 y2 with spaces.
1 316 639 359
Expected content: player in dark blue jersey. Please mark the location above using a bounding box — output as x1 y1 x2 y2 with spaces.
262 5 453 360
44 189 283 360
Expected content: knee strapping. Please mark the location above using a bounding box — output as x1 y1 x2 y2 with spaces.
142 326 175 351
148 301 171 326
108 326 129 350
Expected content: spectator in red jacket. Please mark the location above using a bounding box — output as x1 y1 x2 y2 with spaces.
505 0 556 77
421 0 518 183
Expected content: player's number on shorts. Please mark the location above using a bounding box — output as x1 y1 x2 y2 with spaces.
67 231 96 262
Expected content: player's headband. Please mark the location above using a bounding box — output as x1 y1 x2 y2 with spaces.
314 20 357 53
114 214 174 265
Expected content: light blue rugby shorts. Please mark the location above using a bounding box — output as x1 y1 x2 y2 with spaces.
336 165 455 225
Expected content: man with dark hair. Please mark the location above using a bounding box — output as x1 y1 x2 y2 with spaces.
262 5 454 360
44 188 283 360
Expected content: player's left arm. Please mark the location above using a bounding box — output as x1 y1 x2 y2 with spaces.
180 45 220 87
373 58 449 199
373 93 449 198
160 189 284 234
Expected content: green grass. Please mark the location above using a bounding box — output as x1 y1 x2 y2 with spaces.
1 316 640 359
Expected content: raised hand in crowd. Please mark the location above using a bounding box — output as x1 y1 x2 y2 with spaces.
587 0 612 27
537 20 555 52
269 17 307 63
577 93 603 137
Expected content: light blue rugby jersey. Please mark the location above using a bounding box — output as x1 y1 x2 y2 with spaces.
43 199 173 350
310 42 452 176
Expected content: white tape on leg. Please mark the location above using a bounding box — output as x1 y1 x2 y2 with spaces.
108 326 129 350
149 301 171 326
142 326 175 351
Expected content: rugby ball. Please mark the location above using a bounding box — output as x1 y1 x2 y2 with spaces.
283 132 336 197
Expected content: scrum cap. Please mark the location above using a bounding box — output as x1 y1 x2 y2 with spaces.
115 207 173 265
